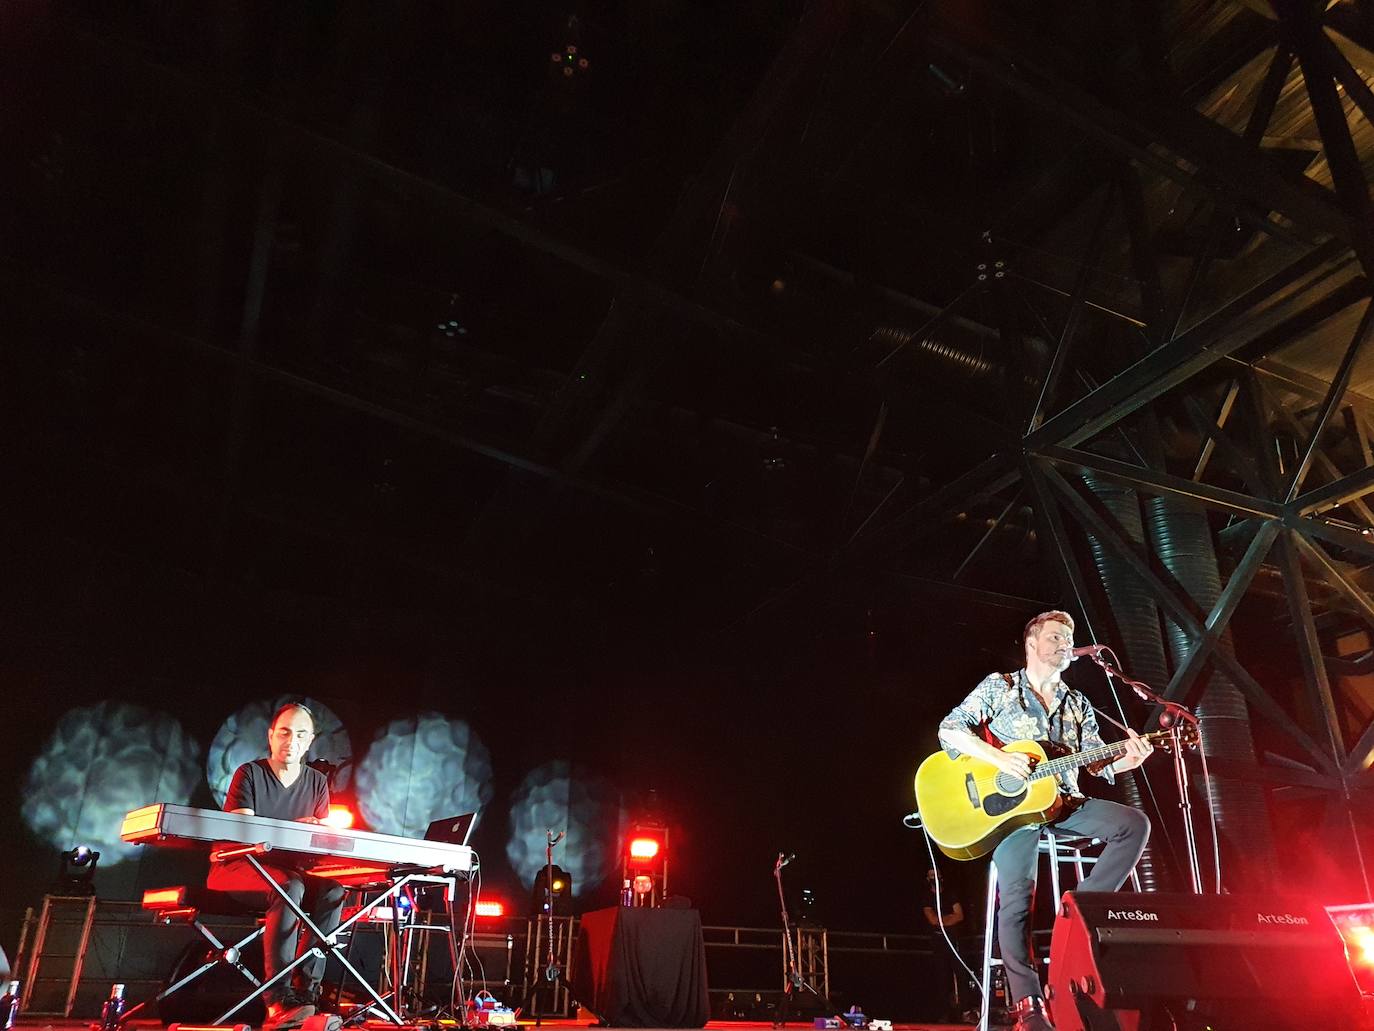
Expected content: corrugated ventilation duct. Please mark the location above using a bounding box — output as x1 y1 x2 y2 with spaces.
1145 495 1277 889
1080 470 1172 892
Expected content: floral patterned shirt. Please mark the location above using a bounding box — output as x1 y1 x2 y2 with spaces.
937 669 1114 797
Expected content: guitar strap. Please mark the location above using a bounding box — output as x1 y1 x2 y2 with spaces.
998 671 1108 789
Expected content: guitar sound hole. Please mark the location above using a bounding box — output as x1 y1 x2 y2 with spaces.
993 771 1028 795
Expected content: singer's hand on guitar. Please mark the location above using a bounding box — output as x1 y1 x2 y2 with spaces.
992 748 1034 780
1111 728 1153 773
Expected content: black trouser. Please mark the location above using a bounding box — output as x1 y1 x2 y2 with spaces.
927 932 967 1020
208 859 346 1003
991 799 1149 1004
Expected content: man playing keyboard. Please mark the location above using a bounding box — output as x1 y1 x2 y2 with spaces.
207 702 345 1029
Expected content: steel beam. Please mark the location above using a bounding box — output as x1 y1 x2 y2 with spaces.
1241 367 1286 501
551 0 856 472
1286 300 1374 500
1186 386 1253 484
1295 463 1374 516
1036 445 1285 520
1028 184 1116 432
1290 529 1374 629
1276 530 1350 765
1027 240 1355 452
1299 512 1374 563
1284 0 1374 278
1233 274 1373 371
209 142 284 577
884 570 1052 613
1346 719 1374 777
848 452 1022 558
1270 402 1374 524
1022 459 1106 638
1323 31 1374 133
951 487 1019 582
927 10 1348 241
0 260 777 532
1358 411 1374 468
1245 45 1296 149
1038 462 1341 773
1117 162 1168 338
1157 521 1280 713
43 12 819 363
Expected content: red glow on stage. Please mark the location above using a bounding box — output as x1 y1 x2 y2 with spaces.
475 900 505 918
323 804 355 829
628 837 661 860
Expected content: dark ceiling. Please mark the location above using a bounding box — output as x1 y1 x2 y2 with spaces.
11 0 1374 940
4 0 1374 661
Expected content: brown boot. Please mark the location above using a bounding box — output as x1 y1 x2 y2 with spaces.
1012 995 1054 1031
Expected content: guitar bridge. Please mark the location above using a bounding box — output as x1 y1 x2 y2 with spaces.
965 773 982 809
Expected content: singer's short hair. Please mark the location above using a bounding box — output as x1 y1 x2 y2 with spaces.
268 701 315 731
1023 610 1074 648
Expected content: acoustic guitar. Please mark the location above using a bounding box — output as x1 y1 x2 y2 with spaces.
913 731 1177 860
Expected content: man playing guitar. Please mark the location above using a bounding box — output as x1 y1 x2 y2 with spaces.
937 611 1152 1031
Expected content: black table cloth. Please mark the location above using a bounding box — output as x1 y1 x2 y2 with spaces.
573 906 710 1028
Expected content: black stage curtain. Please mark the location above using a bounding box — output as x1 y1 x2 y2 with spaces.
573 906 709 1028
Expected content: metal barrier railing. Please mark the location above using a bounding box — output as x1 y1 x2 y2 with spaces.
16 897 949 1020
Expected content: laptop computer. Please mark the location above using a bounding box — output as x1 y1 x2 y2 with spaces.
424 812 478 846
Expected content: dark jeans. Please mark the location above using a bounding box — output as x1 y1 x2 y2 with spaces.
927 932 970 1021
208 858 346 1002
991 798 1149 1004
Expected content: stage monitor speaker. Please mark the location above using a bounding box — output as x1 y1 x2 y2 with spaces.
1047 891 1361 1031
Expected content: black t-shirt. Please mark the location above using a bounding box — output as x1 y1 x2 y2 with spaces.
224 759 329 822
924 884 966 938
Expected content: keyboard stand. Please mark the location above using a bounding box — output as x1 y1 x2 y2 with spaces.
209 843 461 1026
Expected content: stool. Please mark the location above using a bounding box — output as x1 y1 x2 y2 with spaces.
120 886 265 1026
977 835 1141 1031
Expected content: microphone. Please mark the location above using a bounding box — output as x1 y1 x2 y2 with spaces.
777 852 796 868
1070 644 1107 661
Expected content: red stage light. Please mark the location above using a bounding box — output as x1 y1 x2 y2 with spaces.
142 887 187 909
475 900 505 918
628 837 661 860
323 804 355 829
1350 924 1374 965
1326 903 1374 992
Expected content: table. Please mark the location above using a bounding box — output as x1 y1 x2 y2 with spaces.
573 906 709 1028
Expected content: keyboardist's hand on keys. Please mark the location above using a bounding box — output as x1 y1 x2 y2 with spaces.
299 816 323 824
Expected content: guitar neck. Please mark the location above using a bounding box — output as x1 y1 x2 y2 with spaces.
1029 731 1165 781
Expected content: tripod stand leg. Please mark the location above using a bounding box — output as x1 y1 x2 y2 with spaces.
773 988 789 1029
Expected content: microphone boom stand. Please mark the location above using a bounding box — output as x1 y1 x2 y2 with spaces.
772 853 855 1029
528 830 569 1026
1086 652 1205 894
